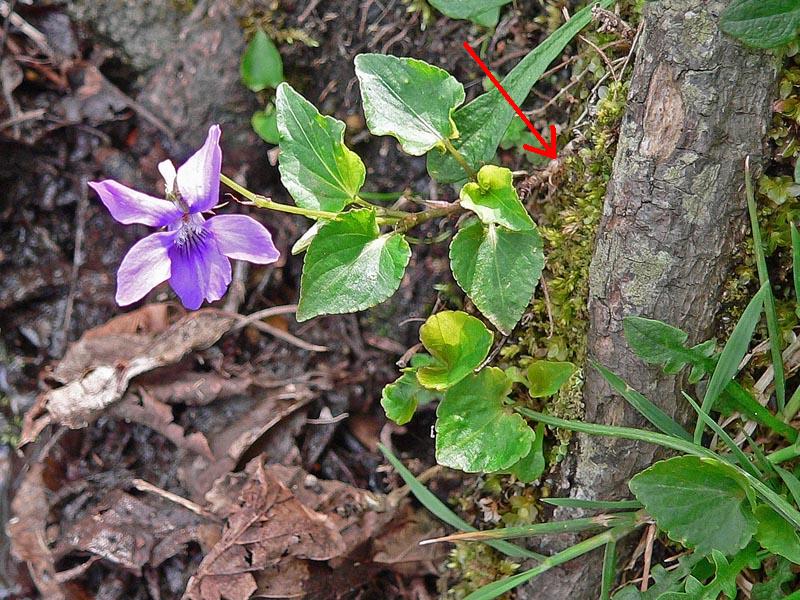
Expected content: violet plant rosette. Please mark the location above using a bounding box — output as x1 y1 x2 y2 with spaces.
89 125 280 310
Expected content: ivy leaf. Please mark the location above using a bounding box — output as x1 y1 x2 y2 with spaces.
754 505 800 563
435 367 534 472
381 354 441 425
449 220 544 334
509 422 546 483
721 0 800 49
459 165 535 231
526 360 576 398
297 209 411 321
240 29 284 92
427 0 612 183
629 456 757 556
276 83 366 212
416 310 493 391
251 104 280 145
428 0 511 27
354 54 465 155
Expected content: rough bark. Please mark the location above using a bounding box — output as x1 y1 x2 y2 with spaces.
521 0 777 597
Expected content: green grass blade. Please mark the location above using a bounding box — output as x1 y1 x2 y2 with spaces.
693 282 766 444
542 498 643 511
792 222 800 310
379 444 544 560
682 392 762 479
724 382 797 442
464 525 639 600
600 540 617 600
775 464 800 509
746 162 785 410
595 362 691 441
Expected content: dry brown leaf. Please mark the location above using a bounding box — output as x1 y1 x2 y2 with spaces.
183 458 345 600
7 464 66 600
21 311 235 442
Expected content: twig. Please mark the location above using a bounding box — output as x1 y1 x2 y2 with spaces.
298 0 322 23
131 478 219 521
579 33 618 82
0 0 53 58
540 274 556 339
0 107 43 130
56 175 88 357
222 306 329 352
640 523 656 592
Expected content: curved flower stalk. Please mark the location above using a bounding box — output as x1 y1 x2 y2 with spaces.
89 125 280 309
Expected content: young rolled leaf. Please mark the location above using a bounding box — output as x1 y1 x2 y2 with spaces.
416 310 493 390
240 29 284 92
297 209 410 321
427 0 613 183
629 456 758 556
435 367 534 472
508 422 546 483
381 354 441 425
720 0 800 49
354 54 465 155
526 360 576 398
276 83 366 212
450 220 544 334
459 165 535 231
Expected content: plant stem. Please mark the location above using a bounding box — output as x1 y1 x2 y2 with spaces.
220 173 340 220
395 202 461 233
442 137 477 180
785 384 800 423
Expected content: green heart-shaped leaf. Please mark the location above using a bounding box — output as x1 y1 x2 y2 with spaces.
629 456 757 556
429 0 512 27
435 367 534 472
721 0 800 49
459 165 534 231
297 209 410 321
240 29 284 92
355 54 465 156
526 360 576 398
417 310 493 390
251 105 280 145
449 221 543 334
509 422 546 483
276 83 366 212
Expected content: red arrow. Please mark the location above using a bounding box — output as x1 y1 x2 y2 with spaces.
463 42 557 160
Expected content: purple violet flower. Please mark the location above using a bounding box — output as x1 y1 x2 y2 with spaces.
89 125 280 310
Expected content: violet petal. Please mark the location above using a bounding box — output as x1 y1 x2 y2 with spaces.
116 230 177 306
205 214 280 264
89 180 182 227
167 235 231 310
177 124 222 214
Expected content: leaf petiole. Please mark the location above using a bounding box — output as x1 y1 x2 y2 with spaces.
220 173 341 220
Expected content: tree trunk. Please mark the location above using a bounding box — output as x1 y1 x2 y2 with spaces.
521 0 777 597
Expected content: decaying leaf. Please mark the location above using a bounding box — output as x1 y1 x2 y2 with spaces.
22 310 235 442
7 464 66 600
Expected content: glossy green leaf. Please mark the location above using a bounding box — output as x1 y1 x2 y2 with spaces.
721 0 800 49
240 29 284 92
596 363 691 441
755 505 800 563
629 456 757 555
427 0 613 183
429 0 511 27
509 422 546 483
297 209 410 321
459 165 535 231
417 310 493 390
450 221 543 334
276 83 366 212
381 354 440 425
526 360 576 398
436 367 534 472
354 53 465 155
251 104 280 144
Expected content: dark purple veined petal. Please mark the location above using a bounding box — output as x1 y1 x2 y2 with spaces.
205 214 280 264
116 230 177 305
89 180 182 227
167 232 231 310
177 124 222 214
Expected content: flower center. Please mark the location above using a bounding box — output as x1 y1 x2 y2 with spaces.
174 212 207 251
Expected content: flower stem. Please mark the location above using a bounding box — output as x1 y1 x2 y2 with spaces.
220 174 339 220
442 138 477 180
